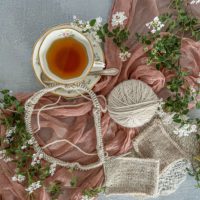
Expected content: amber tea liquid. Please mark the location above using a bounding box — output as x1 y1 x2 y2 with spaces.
46 37 88 79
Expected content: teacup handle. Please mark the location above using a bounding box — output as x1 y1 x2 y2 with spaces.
92 61 105 71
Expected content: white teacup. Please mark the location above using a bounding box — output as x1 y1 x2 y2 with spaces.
39 28 104 84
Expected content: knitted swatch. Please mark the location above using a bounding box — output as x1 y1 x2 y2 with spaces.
133 119 185 171
104 157 160 197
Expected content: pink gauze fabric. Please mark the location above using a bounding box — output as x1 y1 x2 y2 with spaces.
0 0 200 199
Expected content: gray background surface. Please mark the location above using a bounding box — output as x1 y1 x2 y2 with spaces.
0 0 199 199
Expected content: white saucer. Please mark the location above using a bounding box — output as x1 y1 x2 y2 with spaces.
32 24 105 97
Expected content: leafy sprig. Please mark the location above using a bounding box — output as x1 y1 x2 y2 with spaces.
72 13 130 61
83 187 105 199
136 0 200 187
136 0 200 125
0 90 63 199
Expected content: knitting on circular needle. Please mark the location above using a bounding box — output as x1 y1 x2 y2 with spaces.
107 79 159 128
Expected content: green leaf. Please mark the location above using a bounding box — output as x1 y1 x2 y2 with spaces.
103 23 109 33
196 102 200 109
89 19 96 26
70 176 78 187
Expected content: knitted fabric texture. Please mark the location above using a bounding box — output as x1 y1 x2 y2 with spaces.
107 80 159 128
133 119 186 171
104 157 160 197
164 124 200 163
158 158 189 196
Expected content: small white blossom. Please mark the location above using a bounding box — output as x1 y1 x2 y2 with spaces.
119 51 131 61
27 138 34 145
5 126 16 143
12 176 18 182
162 113 175 125
3 157 13 162
3 138 10 144
82 21 91 32
31 153 43 166
9 90 13 95
12 174 26 183
173 123 197 137
111 11 127 27
21 145 27 150
190 0 200 4
146 16 164 33
0 149 13 162
25 181 41 194
49 163 57 176
157 108 175 125
93 17 103 30
91 31 102 43
0 150 6 159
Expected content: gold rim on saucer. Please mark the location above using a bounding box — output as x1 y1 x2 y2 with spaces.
31 24 105 97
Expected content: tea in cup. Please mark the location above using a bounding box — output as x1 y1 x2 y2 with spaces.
39 28 104 84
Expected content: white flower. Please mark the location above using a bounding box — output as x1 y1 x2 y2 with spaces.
190 0 200 4
25 181 41 194
49 163 57 176
82 21 91 32
156 104 175 125
0 150 6 159
21 145 27 150
0 150 13 162
162 113 175 125
31 153 43 166
27 138 34 145
93 17 103 30
8 90 13 95
146 16 164 33
111 11 127 27
173 123 198 137
5 126 16 142
12 176 18 182
119 51 131 61
12 174 26 183
3 138 9 144
73 15 77 20
91 31 102 43
3 157 13 162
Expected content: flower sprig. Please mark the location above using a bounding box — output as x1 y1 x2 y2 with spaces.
71 11 131 61
136 0 200 132
136 0 200 187
0 90 62 199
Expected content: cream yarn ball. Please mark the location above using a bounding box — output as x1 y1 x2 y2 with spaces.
107 80 159 128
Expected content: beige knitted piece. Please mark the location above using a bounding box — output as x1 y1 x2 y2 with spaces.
104 157 160 197
158 158 189 196
133 119 186 171
164 124 200 163
24 83 106 170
